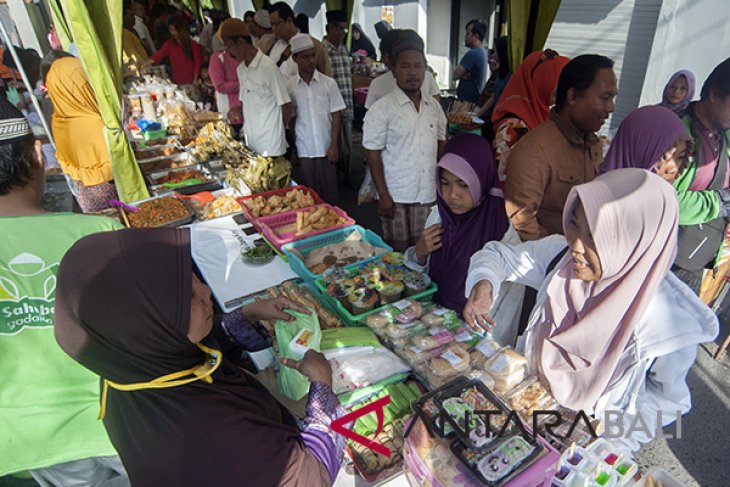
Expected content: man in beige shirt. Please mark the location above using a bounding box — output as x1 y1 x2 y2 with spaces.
505 54 617 241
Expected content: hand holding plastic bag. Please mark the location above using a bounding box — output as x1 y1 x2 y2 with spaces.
275 308 322 400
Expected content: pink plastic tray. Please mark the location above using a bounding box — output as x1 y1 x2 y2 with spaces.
256 204 355 250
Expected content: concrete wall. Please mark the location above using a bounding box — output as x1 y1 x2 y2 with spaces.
639 0 730 107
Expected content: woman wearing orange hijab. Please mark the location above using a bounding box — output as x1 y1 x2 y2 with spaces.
491 49 570 180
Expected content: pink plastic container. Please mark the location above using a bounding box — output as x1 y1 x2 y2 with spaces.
403 417 560 487
256 204 355 250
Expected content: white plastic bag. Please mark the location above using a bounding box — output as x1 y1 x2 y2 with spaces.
324 346 410 394
357 167 378 205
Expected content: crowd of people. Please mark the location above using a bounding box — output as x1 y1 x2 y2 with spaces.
0 2 728 485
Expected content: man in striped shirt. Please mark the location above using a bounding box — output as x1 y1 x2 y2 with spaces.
323 10 355 186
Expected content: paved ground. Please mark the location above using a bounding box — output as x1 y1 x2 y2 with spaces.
3 135 728 486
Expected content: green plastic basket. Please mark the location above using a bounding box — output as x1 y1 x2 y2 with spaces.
314 265 437 327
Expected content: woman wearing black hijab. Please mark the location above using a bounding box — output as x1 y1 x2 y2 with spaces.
54 228 348 486
350 23 376 59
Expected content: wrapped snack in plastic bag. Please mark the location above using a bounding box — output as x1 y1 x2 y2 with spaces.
483 347 528 395
325 346 411 394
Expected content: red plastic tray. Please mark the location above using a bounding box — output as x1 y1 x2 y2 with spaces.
236 185 324 231
256 204 355 250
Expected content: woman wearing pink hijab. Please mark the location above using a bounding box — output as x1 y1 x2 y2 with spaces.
464 169 718 451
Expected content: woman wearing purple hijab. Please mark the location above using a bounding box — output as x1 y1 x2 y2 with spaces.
658 69 696 114
405 134 523 343
600 105 692 184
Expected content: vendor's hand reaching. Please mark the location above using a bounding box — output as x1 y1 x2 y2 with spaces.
415 224 443 264
242 297 307 322
463 280 495 334
281 350 333 388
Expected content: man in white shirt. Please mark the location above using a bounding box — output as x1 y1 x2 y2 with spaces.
286 34 346 204
363 37 447 251
219 19 291 157
364 29 440 110
268 2 331 80
131 2 155 55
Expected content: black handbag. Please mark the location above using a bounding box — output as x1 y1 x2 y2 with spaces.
674 132 729 271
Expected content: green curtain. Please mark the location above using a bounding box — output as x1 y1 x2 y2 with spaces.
325 0 355 20
507 0 561 71
59 0 148 203
48 0 73 50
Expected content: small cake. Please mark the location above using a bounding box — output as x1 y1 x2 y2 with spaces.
386 266 409 281
327 281 350 308
381 252 405 266
322 267 350 284
347 287 377 315
376 279 404 304
365 312 392 330
404 272 432 296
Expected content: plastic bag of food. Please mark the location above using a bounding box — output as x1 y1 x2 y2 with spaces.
324 346 411 394
358 167 378 205
275 309 322 400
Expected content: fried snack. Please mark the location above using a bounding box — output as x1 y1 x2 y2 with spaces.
245 189 316 218
197 195 240 220
259 280 342 332
294 206 347 236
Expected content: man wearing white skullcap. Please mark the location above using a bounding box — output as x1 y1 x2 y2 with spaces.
251 9 276 55
286 33 346 204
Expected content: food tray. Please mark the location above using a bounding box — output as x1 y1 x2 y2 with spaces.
134 142 183 161
412 375 470 438
314 263 438 327
434 379 512 450
146 163 222 196
450 432 557 487
119 194 195 228
256 204 355 251
236 185 324 230
138 151 195 174
131 135 180 150
282 225 392 283
188 188 243 221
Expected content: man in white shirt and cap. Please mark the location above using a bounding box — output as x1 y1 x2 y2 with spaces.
363 36 447 251
219 18 291 157
250 9 276 55
268 2 331 80
286 33 346 204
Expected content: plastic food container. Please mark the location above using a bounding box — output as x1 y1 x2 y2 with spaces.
240 240 275 266
236 185 324 230
282 225 392 283
189 188 242 221
256 204 355 251
483 347 529 396
506 377 558 425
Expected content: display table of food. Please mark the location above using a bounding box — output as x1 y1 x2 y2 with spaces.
111 87 680 485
